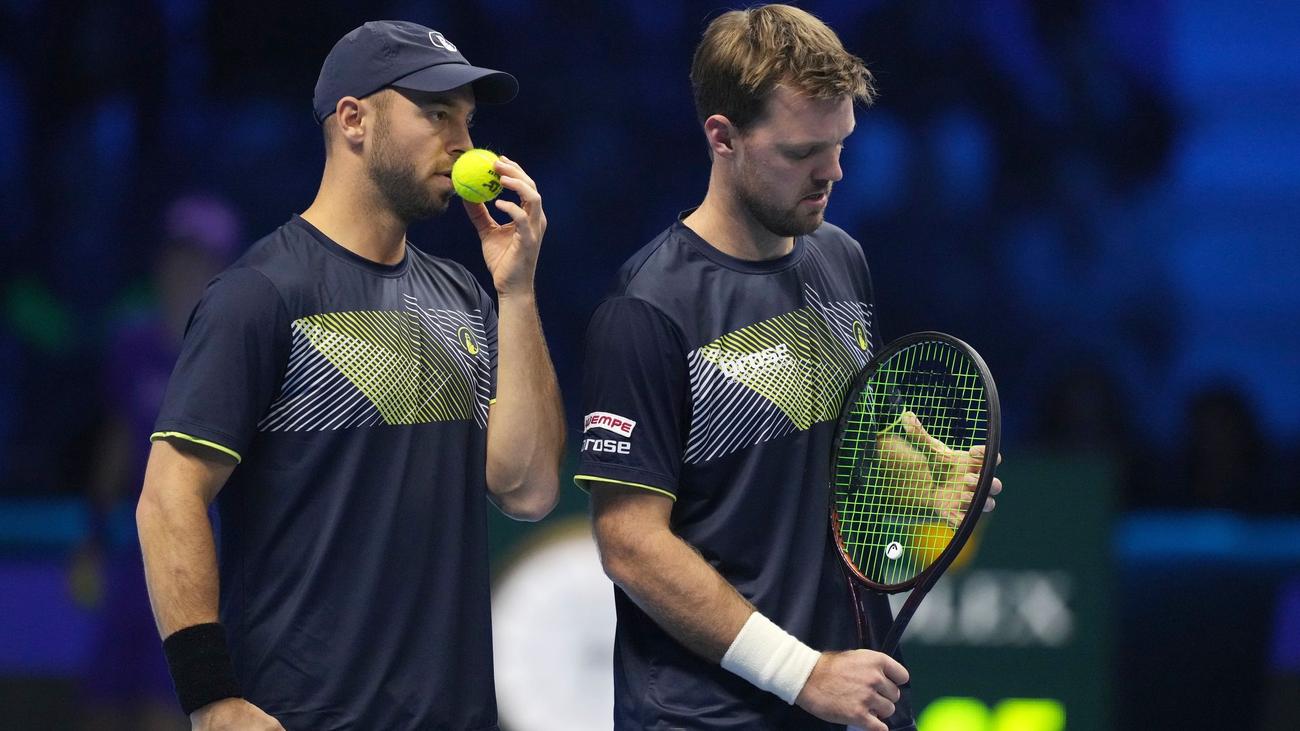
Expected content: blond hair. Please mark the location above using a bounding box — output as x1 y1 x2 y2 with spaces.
690 4 876 129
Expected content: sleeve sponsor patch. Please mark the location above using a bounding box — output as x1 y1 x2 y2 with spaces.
581 437 631 455
583 411 637 438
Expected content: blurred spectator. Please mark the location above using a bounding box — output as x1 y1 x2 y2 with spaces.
1035 357 1156 508
72 194 240 731
1039 360 1130 450
1178 383 1281 513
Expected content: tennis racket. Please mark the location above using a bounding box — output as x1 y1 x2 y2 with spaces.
830 331 1000 660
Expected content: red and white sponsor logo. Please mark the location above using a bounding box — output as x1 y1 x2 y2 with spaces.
583 411 637 438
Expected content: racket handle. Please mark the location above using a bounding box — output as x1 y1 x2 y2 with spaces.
879 581 927 658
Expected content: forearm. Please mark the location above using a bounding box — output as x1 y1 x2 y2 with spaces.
136 444 227 637
597 522 754 662
137 488 220 636
593 489 822 705
486 291 565 519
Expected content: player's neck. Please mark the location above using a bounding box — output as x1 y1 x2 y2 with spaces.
684 186 794 262
301 164 408 266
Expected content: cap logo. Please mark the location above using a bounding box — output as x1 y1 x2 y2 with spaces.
428 31 458 53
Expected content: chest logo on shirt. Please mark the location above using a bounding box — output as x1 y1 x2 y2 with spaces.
683 284 873 464
458 326 480 355
258 294 492 432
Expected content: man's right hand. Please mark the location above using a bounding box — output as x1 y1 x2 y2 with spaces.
191 698 285 730
795 649 910 731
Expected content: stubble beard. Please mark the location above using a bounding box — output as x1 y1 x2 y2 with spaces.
367 115 451 223
736 166 828 238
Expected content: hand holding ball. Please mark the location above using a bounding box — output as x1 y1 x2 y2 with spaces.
452 148 503 203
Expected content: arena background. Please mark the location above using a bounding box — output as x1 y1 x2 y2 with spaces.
1 1 1298 729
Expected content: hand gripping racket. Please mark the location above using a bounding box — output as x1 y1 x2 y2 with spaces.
830 332 1001 660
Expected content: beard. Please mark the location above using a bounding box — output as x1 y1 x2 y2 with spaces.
367 116 451 223
736 165 830 238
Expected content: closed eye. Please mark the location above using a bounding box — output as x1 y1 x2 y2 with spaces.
787 142 845 160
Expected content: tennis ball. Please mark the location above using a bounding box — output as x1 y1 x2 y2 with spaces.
910 520 955 565
452 148 503 203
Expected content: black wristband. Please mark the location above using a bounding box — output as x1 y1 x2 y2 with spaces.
162 622 242 715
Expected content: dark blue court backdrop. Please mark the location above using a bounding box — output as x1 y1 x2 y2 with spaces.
1 1 1298 730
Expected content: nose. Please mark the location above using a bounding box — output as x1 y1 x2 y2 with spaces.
448 119 473 157
817 148 844 184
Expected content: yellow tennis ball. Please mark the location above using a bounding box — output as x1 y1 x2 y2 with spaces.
452 148 503 203
910 520 955 565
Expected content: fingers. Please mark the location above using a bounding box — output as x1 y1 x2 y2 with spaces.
859 680 896 730
494 156 543 215
495 155 535 188
875 675 902 704
856 716 889 731
979 473 1002 512
461 199 497 234
857 709 893 729
874 653 908 686
491 155 546 239
497 173 541 207
867 696 897 722
493 198 528 226
800 650 905 729
970 446 1004 469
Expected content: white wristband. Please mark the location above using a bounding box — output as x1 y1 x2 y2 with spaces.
720 611 822 704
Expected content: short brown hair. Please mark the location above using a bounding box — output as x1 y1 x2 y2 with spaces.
690 4 876 129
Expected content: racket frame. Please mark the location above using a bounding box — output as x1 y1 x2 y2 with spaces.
828 331 1001 656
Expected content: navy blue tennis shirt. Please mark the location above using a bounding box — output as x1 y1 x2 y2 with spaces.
153 215 499 729
577 218 916 729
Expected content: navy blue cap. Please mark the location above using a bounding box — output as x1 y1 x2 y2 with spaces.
313 20 519 124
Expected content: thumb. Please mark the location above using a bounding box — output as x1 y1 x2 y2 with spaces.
902 411 950 457
462 199 496 235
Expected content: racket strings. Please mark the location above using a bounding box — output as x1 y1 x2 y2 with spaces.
833 340 990 586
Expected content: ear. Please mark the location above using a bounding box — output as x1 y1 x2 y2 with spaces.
334 96 367 147
702 114 739 159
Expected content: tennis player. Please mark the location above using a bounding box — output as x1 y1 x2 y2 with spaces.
578 6 1000 730
135 21 564 730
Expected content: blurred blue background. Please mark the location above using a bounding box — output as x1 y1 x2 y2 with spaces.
1 1 1297 729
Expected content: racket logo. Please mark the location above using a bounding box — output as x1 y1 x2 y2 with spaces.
885 541 903 560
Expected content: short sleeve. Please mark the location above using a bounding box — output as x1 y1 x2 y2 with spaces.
151 267 290 462
840 230 885 352
477 281 498 402
574 297 687 500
